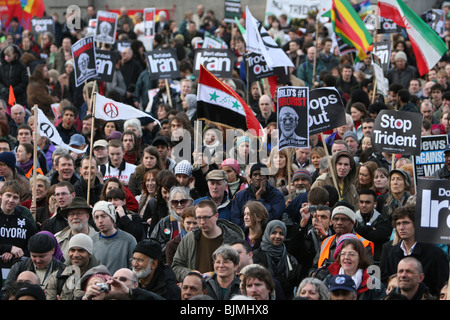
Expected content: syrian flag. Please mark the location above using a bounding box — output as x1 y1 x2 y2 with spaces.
245 6 294 68
36 108 86 154
94 93 160 126
197 64 263 137
378 0 448 76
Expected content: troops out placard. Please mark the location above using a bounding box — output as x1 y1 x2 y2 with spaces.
95 10 118 44
72 36 98 87
308 87 346 135
277 86 309 150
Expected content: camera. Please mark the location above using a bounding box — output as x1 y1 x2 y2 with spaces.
308 205 317 214
96 283 110 293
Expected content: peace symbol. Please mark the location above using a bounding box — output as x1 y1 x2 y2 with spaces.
40 123 55 139
104 102 119 118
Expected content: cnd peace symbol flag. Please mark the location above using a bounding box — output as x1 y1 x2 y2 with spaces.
94 93 160 125
36 108 87 154
196 64 263 137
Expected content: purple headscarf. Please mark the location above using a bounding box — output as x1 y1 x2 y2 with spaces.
37 231 65 262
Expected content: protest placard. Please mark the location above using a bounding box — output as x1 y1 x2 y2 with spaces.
277 86 309 150
371 110 423 155
308 87 346 135
71 36 98 87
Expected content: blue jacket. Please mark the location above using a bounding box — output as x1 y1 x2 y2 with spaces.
194 191 231 221
230 182 286 229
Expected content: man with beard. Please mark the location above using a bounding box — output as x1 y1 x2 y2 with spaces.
131 239 180 299
54 197 97 261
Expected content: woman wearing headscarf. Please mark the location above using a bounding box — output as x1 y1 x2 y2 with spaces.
252 220 302 299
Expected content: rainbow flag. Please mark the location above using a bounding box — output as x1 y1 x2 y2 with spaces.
21 0 45 17
330 0 373 61
378 0 448 76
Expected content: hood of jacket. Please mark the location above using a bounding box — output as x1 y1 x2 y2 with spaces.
0 44 22 63
330 150 357 186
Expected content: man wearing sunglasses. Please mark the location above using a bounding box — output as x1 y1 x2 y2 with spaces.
172 199 245 283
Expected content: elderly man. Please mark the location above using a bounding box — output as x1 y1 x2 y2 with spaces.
131 239 180 299
387 51 420 89
54 197 97 261
9 104 27 138
120 46 143 105
194 170 231 221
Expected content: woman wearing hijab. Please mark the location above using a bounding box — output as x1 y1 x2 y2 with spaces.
252 220 302 299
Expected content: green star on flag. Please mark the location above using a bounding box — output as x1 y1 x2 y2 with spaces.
209 91 219 102
232 100 240 110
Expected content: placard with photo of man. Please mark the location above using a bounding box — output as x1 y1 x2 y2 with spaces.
95 10 118 44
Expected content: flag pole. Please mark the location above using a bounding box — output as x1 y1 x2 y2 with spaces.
312 17 319 88
165 79 173 108
87 81 97 206
31 105 38 222
320 132 341 199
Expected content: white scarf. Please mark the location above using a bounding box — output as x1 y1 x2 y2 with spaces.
339 267 364 289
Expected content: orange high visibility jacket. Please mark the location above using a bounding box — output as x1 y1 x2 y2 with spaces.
318 233 374 268
25 166 44 179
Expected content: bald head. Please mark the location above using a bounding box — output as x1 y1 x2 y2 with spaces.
17 271 40 285
259 95 273 117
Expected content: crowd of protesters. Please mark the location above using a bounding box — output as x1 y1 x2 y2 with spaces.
1 2 450 301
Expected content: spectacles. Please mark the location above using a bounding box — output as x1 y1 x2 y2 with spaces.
340 251 358 258
130 257 145 263
171 199 190 206
195 214 215 221
55 192 70 197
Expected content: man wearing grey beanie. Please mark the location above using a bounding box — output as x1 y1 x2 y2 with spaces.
45 233 99 300
91 201 137 274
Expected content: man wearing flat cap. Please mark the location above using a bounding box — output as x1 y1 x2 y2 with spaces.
46 233 99 300
131 239 180 300
309 202 374 278
194 169 232 220
2 232 66 296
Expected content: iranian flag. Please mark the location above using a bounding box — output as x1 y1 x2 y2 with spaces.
196 64 263 137
378 0 448 76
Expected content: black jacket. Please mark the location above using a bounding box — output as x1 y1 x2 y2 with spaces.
380 241 449 297
0 44 29 106
140 263 181 300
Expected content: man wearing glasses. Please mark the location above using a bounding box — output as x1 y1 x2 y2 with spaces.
41 181 77 235
172 199 244 283
310 203 374 279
